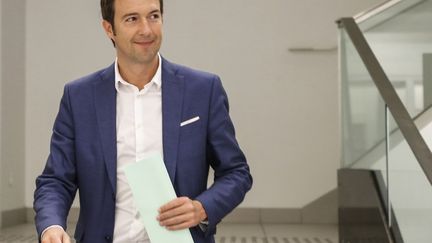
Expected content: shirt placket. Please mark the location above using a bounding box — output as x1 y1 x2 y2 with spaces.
135 92 145 162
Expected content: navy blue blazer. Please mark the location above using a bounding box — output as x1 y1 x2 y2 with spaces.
34 58 252 243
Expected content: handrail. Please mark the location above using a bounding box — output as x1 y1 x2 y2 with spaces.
354 0 425 30
354 0 402 23
337 17 432 186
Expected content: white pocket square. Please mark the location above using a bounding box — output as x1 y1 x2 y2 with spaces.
180 116 200 127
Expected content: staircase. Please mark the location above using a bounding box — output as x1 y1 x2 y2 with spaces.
338 0 432 242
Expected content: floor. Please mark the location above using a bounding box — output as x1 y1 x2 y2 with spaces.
0 223 338 243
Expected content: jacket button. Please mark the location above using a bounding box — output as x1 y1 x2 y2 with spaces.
105 235 112 242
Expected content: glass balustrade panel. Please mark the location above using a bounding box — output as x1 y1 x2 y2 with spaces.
388 111 432 243
360 0 432 118
340 28 387 181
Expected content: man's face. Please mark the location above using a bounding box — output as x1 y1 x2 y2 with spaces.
103 0 163 66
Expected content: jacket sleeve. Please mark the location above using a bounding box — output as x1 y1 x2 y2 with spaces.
195 76 253 236
33 84 78 237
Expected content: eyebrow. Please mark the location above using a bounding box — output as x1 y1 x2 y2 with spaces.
121 9 161 20
149 10 161 15
121 12 139 20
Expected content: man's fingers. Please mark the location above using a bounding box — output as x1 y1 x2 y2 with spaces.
63 232 71 243
158 205 183 221
158 200 194 221
157 197 207 230
160 212 192 226
161 212 195 230
159 197 188 212
42 236 62 243
41 227 70 243
166 221 193 231
42 237 62 243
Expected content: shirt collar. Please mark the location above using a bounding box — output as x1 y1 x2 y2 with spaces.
114 53 162 92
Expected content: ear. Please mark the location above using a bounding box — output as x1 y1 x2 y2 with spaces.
102 20 115 40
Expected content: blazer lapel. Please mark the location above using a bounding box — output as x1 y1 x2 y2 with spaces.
162 58 184 185
91 60 182 192
93 64 117 192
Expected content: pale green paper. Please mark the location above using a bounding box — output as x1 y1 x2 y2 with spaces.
123 154 194 243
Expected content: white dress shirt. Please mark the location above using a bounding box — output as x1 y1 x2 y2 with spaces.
113 55 163 243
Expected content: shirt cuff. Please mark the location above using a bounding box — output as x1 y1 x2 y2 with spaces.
198 220 209 232
41 225 64 239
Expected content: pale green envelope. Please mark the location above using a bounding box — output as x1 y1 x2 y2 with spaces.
123 154 194 243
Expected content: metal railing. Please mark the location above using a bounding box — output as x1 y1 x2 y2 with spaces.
338 17 432 185
354 0 425 29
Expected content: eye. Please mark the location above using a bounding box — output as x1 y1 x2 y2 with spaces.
148 13 161 21
125 16 138 22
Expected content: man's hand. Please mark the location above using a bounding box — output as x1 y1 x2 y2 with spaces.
157 197 207 230
41 227 71 243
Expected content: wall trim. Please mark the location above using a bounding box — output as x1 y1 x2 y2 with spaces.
17 189 338 226
17 189 337 227
23 207 337 226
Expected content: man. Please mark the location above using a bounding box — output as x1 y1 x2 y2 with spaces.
33 0 252 242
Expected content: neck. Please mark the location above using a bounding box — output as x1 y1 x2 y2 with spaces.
117 57 159 90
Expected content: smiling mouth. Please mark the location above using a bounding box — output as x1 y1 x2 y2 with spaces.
134 40 154 46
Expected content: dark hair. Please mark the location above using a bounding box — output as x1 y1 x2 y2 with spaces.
101 0 164 31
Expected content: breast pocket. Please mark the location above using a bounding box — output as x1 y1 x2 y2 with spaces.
179 116 206 161
180 116 200 127
180 116 203 138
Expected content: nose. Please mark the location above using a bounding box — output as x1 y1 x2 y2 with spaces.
137 19 152 37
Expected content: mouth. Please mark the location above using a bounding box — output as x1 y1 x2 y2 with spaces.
134 40 154 47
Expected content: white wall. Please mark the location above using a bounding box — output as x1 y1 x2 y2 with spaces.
25 0 383 208
25 0 113 208
2 0 26 212
0 0 3 228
